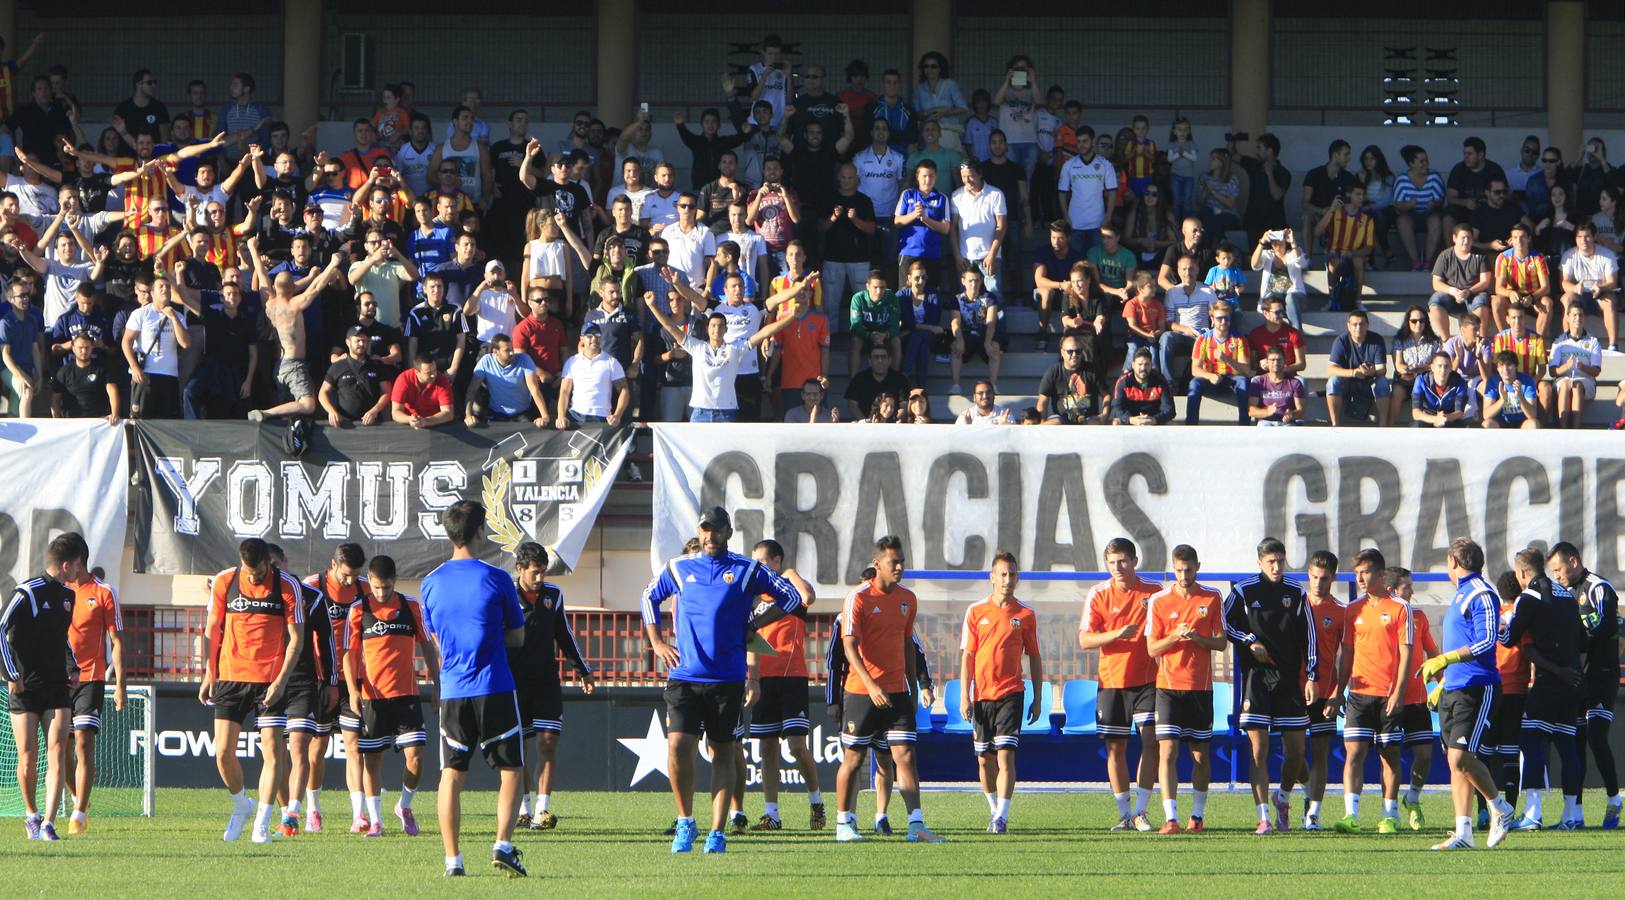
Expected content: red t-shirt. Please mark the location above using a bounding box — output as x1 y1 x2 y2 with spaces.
1246 323 1304 367
512 314 567 376
772 310 830 390
389 370 452 416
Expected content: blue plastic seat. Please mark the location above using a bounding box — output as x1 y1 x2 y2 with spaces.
943 679 972 733
1211 685 1235 735
945 679 1056 734
1060 680 1099 735
1022 680 1056 733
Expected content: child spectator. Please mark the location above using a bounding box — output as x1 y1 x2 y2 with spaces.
1203 241 1247 315
706 240 758 302
372 84 408 151
1166 118 1198 220
1480 349 1540 429
963 90 995 163
848 268 901 377
1410 351 1470 428
1122 115 1158 199
1317 183 1375 310
1122 272 1165 373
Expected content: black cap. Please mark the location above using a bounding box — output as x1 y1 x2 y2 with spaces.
345 325 368 338
698 506 731 530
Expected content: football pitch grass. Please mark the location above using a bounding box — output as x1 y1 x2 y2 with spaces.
1 788 1621 895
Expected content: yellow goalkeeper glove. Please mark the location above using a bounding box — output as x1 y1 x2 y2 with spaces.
1420 648 1471 682
1427 682 1444 710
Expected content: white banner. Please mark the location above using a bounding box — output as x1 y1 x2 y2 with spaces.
0 420 128 596
652 423 1625 594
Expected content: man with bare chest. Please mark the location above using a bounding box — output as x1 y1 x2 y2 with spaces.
246 236 346 421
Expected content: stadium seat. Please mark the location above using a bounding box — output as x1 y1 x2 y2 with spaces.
938 680 1054 734
1060 680 1099 735
916 693 938 733
943 679 972 733
1211 685 1235 735
1021 680 1056 734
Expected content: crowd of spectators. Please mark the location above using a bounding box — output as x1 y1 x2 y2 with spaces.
3 33 1624 430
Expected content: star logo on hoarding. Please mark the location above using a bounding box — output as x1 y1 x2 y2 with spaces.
618 711 671 787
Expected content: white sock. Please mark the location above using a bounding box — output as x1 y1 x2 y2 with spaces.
984 791 998 814
1257 803 1271 821
494 840 513 852
1563 794 1579 821
229 789 249 808
1163 798 1178 822
1525 789 1544 820
1382 798 1398 819
1404 785 1421 805
1306 799 1321 819
538 793 550 813
1493 797 1514 816
70 810 86 823
836 811 854 825
1193 791 1208 818
1114 792 1131 817
254 802 275 831
446 855 463 870
1455 814 1473 838
285 799 302 816
1345 792 1360 818
1273 787 1291 807
349 790 364 819
908 808 924 825
873 812 888 825
995 797 1011 819
399 786 416 810
306 788 321 813
519 795 531 817
764 801 780 820
365 795 383 824
808 791 822 805
1132 786 1152 816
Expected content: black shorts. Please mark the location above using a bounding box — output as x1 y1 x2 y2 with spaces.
283 677 324 736
1307 694 1337 736
972 693 1025 753
7 680 70 717
212 679 286 730
1584 677 1619 724
315 685 343 734
1238 667 1308 732
840 690 916 748
1439 683 1499 755
1492 693 1527 756
517 679 564 736
337 686 363 733
1096 683 1155 737
70 680 106 732
360 696 428 752
1154 688 1214 742
438 691 524 772
1524 681 1581 737
959 331 1008 360
665 680 745 743
1344 692 1404 746
1401 702 1437 746
750 676 811 738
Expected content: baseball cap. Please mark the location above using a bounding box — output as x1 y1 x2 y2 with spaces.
698 506 731 530
580 322 602 336
345 325 368 338
485 259 505 275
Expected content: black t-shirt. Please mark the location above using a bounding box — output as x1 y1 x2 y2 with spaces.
323 355 390 419
1470 202 1525 245
844 369 908 415
789 91 845 147
537 178 593 238
343 319 405 375
112 97 170 138
1239 155 1290 227
1160 240 1215 279
202 307 258 371
1033 242 1085 286
785 142 839 216
982 159 1027 220
1038 362 1101 423
1303 165 1358 210
6 100 73 161
403 301 471 369
66 171 114 215
52 358 111 417
1447 160 1508 209
594 224 650 263
490 138 531 206
259 174 308 211
823 191 876 263
99 256 146 301
256 216 303 263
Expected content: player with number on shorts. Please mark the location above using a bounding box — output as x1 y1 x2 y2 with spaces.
958 551 1043 835
63 554 124 835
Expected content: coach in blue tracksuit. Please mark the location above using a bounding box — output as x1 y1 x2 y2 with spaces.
1422 537 1518 851
640 506 804 855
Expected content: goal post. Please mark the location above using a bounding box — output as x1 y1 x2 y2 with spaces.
0 684 155 817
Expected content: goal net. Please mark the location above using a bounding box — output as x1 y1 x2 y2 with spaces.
0 684 154 817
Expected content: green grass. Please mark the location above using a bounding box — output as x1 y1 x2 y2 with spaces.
0 788 1621 894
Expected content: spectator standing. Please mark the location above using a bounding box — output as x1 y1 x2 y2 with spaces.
555 323 628 428
992 57 1039 180
894 159 951 292
119 277 190 419
819 163 877 330
866 69 915 153
1326 309 1391 427
766 275 830 415
913 53 968 153
951 160 1007 295
1300 140 1358 253
1057 126 1117 255
747 159 800 277
855 121 907 274
962 91 994 163
674 109 745 190
1235 133 1290 247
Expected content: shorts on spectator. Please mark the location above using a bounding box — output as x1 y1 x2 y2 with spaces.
1567 289 1623 316
276 359 314 401
1427 291 1490 314
1556 374 1597 400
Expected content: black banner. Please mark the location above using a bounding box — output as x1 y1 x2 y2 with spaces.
129 421 633 577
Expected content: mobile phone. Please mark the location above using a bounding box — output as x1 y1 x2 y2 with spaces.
639 102 650 114
1010 70 1028 88
1267 229 1285 242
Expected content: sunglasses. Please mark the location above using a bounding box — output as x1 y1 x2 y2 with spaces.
573 119 590 126
676 203 694 209
439 168 456 174
1408 317 1424 323
325 170 343 176
1543 157 1560 163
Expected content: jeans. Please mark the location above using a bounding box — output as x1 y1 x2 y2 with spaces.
1068 228 1102 257
657 385 689 423
1157 331 1196 386
1007 142 1038 181
1327 375 1393 399
821 260 870 333
689 407 739 422
1170 174 1196 221
567 410 609 425
964 256 1001 297
1186 375 1249 425
901 329 947 385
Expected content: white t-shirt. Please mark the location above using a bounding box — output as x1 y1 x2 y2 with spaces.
954 404 1013 425
526 239 567 281
1550 332 1602 385
606 185 655 221
854 147 906 221
1253 248 1308 299
181 185 230 226
748 61 791 128
123 304 189 378
714 300 764 375
42 259 94 330
641 191 681 230
1560 246 1620 291
725 230 767 277
471 287 520 342
1058 155 1119 231
397 141 435 195
664 223 717 287
562 352 625 416
951 184 1008 261
683 334 748 411
1165 284 1217 331
5 175 57 218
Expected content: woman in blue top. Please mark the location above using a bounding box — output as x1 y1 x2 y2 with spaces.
1392 145 1447 270
913 52 968 155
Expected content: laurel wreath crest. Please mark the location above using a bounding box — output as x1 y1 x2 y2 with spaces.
483 457 524 554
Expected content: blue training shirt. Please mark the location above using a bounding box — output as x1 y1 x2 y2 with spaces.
421 557 526 700
640 551 803 684
1441 572 1501 690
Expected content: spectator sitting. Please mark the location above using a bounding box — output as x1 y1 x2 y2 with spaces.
465 333 548 428
1121 271 1165 373
1410 351 1470 428
1392 144 1446 270
1247 345 1305 426
1388 305 1442 426
389 352 455 430
1185 305 1249 425
1300 139 1358 255
1109 347 1173 426
1156 217 1213 293
1031 220 1084 349
1535 183 1578 259
1480 349 1540 430
843 341 906 421
1548 303 1602 430
1428 224 1493 338
1443 312 1492 420
1086 225 1137 304
865 391 900 423
1316 183 1374 311
1202 240 1246 317
1036 335 1102 425
1245 295 1306 378
953 379 1013 425
1444 136 1506 235
896 259 952 387
1558 222 1620 352
784 377 840 423
556 322 629 428
1470 176 1531 257
1492 300 1553 422
1157 253 1216 389
320 325 390 427
1492 222 1551 335
1326 308 1391 427
901 385 933 423
948 267 1005 393
1057 261 1107 379
848 269 901 377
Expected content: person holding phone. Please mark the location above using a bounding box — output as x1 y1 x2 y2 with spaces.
992 56 1038 181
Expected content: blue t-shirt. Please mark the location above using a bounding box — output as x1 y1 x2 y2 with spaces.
407 225 455 270
1442 573 1502 690
474 351 538 416
1328 331 1387 371
1483 373 1536 422
896 189 949 259
0 304 44 376
639 551 803 683
1203 265 1247 303
709 271 759 302
421 557 526 700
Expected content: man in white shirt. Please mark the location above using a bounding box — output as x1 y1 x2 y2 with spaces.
953 379 1013 425
640 285 795 422
1057 125 1118 255
1560 222 1622 351
120 276 192 419
1156 254 1217 387
640 163 681 235
555 323 628 428
951 159 1008 295
854 120 906 265
663 193 716 289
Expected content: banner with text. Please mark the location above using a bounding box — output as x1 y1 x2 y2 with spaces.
131 421 632 577
652 424 1625 592
0 420 128 597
